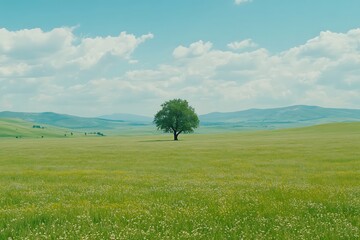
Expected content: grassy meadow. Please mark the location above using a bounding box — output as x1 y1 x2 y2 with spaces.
0 123 359 239
0 118 70 139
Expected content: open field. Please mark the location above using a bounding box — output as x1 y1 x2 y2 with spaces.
0 123 359 239
0 118 70 139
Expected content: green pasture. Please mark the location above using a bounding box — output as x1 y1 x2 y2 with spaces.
0 118 72 139
0 123 359 239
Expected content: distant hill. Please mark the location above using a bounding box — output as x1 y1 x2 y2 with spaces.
199 105 360 130
0 118 70 138
99 113 152 123
0 111 126 130
2 105 360 133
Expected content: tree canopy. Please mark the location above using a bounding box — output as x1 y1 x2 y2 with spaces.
154 99 199 140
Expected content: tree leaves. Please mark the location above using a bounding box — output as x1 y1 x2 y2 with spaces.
154 99 199 140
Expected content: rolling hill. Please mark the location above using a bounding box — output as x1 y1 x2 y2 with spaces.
0 111 128 130
0 118 70 138
1 105 360 133
99 113 152 123
200 105 360 130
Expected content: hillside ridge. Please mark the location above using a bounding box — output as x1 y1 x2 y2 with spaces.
1 105 360 131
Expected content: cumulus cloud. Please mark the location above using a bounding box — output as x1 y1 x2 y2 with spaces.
228 39 258 50
74 32 153 68
0 27 153 76
129 29 360 114
1 27 360 116
234 0 253 5
173 40 212 58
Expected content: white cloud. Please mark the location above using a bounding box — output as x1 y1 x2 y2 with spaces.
1 27 360 116
74 32 153 68
173 40 212 58
134 29 360 113
0 27 153 76
234 0 253 5
228 39 257 50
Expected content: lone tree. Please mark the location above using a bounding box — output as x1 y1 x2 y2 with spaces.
154 99 199 141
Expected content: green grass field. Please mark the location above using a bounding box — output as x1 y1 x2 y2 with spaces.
0 123 359 239
0 118 73 139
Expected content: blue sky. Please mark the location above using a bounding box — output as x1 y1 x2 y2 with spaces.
1 0 360 116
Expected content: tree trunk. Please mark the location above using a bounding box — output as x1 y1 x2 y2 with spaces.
173 131 178 141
